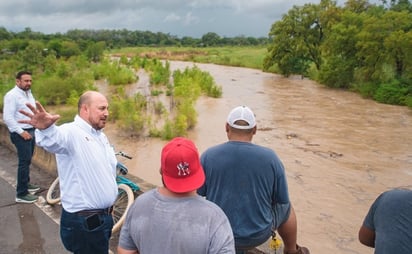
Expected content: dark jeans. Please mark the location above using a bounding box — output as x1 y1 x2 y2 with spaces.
10 129 35 196
60 208 114 254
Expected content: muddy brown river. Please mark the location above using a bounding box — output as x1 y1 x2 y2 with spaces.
104 61 412 254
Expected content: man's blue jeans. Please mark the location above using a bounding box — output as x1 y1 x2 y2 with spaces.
60 208 114 254
10 129 35 196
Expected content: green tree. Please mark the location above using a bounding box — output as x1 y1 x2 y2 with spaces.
86 41 106 62
319 10 364 88
47 39 63 58
60 41 81 58
344 0 373 13
0 27 12 41
7 39 28 53
181 36 200 46
201 32 221 46
19 40 45 70
382 11 412 79
264 2 329 75
356 10 412 82
385 0 412 11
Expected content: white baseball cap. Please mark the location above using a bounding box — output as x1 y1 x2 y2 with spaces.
227 106 256 129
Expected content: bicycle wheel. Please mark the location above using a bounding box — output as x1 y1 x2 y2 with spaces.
46 177 61 205
112 183 134 233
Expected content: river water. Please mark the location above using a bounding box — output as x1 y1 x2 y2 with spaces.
104 61 412 254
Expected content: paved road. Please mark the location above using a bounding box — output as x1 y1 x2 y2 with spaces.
0 145 120 254
0 146 67 254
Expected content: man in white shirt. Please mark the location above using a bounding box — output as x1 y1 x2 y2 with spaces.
19 91 118 254
3 71 40 203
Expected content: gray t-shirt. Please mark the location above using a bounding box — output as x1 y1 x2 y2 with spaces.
363 188 412 254
119 188 235 254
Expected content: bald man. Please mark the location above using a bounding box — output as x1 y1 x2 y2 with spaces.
20 91 118 254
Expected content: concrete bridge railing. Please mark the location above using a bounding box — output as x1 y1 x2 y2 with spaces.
0 121 57 175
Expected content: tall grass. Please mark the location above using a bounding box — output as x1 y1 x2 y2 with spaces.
109 46 267 70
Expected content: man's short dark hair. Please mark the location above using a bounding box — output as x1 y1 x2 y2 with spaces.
16 71 32 79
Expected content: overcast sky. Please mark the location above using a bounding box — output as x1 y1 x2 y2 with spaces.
1 0 338 38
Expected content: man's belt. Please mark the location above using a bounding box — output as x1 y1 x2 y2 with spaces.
75 206 113 216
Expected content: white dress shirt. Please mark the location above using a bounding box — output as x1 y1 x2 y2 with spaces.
35 115 118 212
3 86 36 134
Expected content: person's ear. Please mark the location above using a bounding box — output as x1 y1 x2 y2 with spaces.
252 126 257 135
225 123 230 133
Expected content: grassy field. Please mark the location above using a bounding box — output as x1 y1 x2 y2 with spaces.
109 46 268 70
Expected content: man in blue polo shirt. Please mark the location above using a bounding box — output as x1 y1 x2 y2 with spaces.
198 105 309 254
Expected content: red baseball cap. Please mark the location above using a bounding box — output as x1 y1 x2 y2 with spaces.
161 137 205 193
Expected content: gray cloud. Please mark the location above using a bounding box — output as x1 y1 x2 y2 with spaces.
0 0 314 37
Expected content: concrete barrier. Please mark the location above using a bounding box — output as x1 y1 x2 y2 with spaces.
0 121 57 175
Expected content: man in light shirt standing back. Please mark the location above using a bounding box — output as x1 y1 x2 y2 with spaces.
3 70 40 203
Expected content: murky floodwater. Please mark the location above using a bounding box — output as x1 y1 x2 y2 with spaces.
104 61 412 254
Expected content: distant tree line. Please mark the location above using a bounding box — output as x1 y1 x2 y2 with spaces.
264 0 412 107
0 27 269 50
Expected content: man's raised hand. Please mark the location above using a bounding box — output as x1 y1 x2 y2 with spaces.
19 101 60 130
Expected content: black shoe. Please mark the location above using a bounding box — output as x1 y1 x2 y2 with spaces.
16 193 38 203
28 183 40 192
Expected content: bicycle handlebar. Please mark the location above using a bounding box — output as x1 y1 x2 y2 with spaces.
116 151 133 160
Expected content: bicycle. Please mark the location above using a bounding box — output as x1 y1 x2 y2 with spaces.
46 151 140 233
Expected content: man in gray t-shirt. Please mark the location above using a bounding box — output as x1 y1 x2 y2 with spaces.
359 188 412 254
117 137 235 254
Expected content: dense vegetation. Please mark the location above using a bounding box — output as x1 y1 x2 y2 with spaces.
264 0 412 107
0 36 223 139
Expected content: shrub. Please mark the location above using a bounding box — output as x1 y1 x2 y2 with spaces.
107 65 136 85
109 91 146 136
161 120 174 140
352 82 378 99
373 81 409 105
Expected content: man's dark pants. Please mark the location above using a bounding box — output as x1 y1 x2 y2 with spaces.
60 208 114 254
10 128 35 196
